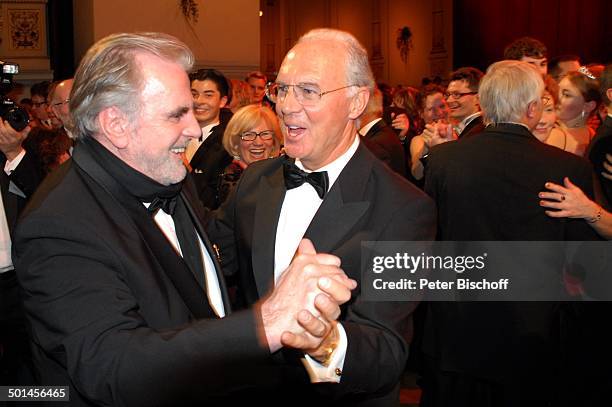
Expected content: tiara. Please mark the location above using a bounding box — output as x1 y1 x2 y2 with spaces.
578 66 596 80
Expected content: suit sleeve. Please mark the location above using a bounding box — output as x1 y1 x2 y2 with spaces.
335 193 437 399
14 214 275 406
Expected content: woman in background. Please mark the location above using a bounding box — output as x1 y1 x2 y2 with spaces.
409 84 450 183
533 77 559 142
546 68 600 156
228 79 252 113
217 105 282 205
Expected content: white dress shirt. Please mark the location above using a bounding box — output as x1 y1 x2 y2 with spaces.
146 203 225 318
0 149 26 273
274 135 360 382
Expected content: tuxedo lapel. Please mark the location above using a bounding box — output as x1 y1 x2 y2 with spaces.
251 163 286 296
72 146 217 319
304 144 371 253
190 125 221 167
182 176 232 313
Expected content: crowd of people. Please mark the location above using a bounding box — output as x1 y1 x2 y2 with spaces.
0 29 610 407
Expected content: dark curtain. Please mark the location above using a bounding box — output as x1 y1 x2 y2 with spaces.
453 0 611 71
48 0 75 80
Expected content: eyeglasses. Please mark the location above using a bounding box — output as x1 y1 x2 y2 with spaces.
444 91 477 100
266 83 357 106
51 98 70 107
240 130 275 141
32 101 47 108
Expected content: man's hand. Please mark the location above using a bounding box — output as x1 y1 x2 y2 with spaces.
421 121 456 148
259 239 356 353
0 120 29 161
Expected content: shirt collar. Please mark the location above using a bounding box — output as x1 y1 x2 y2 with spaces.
200 121 220 142
487 121 531 132
295 134 360 191
358 117 382 136
456 111 482 134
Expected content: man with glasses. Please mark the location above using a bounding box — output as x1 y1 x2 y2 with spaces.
209 28 436 406
30 81 59 130
420 68 484 153
445 67 484 139
48 78 74 138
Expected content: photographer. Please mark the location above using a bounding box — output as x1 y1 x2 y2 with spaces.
0 119 41 386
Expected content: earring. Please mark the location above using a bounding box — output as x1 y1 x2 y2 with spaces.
580 110 586 121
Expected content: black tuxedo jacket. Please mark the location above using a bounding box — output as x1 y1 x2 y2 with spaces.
14 142 279 406
423 124 600 393
209 142 436 405
587 115 612 209
190 123 233 210
361 119 407 177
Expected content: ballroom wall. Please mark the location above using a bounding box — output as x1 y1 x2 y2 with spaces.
261 0 453 87
70 0 452 87
72 0 260 78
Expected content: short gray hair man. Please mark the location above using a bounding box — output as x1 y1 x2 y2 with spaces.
70 32 194 139
297 28 375 96
478 60 545 125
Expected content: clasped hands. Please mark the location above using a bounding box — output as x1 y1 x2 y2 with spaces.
421 121 456 149
260 239 356 363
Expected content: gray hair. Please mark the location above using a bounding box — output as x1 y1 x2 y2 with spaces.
479 60 544 124
296 28 375 94
69 32 194 139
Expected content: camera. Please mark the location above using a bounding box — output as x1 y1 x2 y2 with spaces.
1 60 30 131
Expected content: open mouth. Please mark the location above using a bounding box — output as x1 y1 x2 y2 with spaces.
248 148 266 158
286 125 306 137
170 147 186 154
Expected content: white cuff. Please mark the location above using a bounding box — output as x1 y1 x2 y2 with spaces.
301 322 347 383
4 148 26 175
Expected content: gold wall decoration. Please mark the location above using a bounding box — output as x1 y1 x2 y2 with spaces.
9 8 40 50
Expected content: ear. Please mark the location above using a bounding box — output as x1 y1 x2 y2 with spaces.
526 100 539 119
583 100 597 115
98 106 131 149
348 87 370 120
220 95 228 109
606 88 612 106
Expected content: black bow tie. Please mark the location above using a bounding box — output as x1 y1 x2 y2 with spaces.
282 158 329 199
148 195 178 215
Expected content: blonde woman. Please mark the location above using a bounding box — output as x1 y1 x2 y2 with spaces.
217 105 282 205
